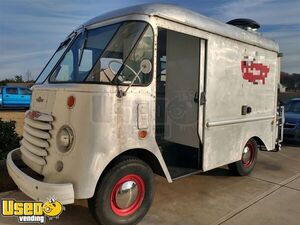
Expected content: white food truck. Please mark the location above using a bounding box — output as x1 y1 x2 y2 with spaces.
7 4 283 225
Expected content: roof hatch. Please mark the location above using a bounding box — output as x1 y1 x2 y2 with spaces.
227 18 260 32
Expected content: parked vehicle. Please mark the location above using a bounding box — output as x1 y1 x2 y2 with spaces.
0 86 31 109
7 4 283 225
283 98 300 142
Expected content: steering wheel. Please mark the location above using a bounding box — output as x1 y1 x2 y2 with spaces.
108 60 141 83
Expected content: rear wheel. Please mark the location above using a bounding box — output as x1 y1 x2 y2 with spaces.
89 157 154 225
228 139 258 176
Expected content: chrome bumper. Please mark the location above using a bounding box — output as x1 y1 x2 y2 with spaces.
6 148 74 204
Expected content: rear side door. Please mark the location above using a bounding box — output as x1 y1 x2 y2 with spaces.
201 37 278 171
3 87 19 106
19 88 31 106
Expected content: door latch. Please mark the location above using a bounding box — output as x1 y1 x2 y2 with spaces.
200 92 206 105
194 91 199 103
241 105 252 115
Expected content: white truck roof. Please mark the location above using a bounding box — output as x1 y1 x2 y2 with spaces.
84 3 279 53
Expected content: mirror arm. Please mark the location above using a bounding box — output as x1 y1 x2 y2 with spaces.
116 87 126 98
111 59 152 98
124 69 143 94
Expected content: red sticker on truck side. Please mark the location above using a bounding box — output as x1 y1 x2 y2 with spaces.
241 60 270 84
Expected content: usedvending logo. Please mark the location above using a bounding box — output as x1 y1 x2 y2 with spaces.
1 197 65 223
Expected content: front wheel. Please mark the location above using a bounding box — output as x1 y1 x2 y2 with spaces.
228 139 258 176
88 156 154 225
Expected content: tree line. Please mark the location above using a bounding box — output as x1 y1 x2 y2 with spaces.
0 75 35 86
281 72 300 91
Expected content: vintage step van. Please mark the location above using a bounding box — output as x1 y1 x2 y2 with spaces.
7 4 283 225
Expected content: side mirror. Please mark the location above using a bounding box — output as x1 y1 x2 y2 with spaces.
140 59 152 74
117 59 153 98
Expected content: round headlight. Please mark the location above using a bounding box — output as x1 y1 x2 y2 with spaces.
57 126 74 153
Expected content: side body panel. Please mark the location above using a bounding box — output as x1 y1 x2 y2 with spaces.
147 16 279 172
203 34 279 171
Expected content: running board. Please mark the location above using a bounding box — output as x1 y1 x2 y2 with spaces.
259 144 281 152
168 166 202 181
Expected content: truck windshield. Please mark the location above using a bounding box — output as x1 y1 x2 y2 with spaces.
35 36 73 84
49 21 153 85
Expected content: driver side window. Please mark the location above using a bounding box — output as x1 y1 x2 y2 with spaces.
54 51 74 81
86 22 153 85
120 26 153 85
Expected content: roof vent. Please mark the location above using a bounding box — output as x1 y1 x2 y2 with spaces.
227 18 260 32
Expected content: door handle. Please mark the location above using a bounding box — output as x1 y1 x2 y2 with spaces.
241 105 252 115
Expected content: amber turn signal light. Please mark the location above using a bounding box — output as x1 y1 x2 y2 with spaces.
138 130 147 139
67 96 76 108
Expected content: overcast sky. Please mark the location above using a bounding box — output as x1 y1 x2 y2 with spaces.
0 0 299 80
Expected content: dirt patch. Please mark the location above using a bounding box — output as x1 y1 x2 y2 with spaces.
0 111 25 135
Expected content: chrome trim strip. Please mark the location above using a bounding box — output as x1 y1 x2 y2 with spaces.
207 115 275 127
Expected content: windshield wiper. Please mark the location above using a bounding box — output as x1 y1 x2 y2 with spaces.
78 27 87 66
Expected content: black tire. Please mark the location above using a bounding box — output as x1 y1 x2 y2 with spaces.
228 139 258 176
88 156 154 225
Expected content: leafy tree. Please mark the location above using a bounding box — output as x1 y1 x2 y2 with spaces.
281 72 300 91
14 75 23 83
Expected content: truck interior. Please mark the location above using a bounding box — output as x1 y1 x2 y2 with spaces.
155 28 203 179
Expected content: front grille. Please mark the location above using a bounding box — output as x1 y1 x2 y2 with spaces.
20 111 53 174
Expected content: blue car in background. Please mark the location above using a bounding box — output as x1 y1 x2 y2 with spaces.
283 98 300 143
0 86 31 109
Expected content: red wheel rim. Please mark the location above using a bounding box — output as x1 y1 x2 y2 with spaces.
110 174 145 217
242 142 255 168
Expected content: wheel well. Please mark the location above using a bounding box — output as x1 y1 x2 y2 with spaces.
99 149 165 184
119 149 165 177
251 136 266 150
